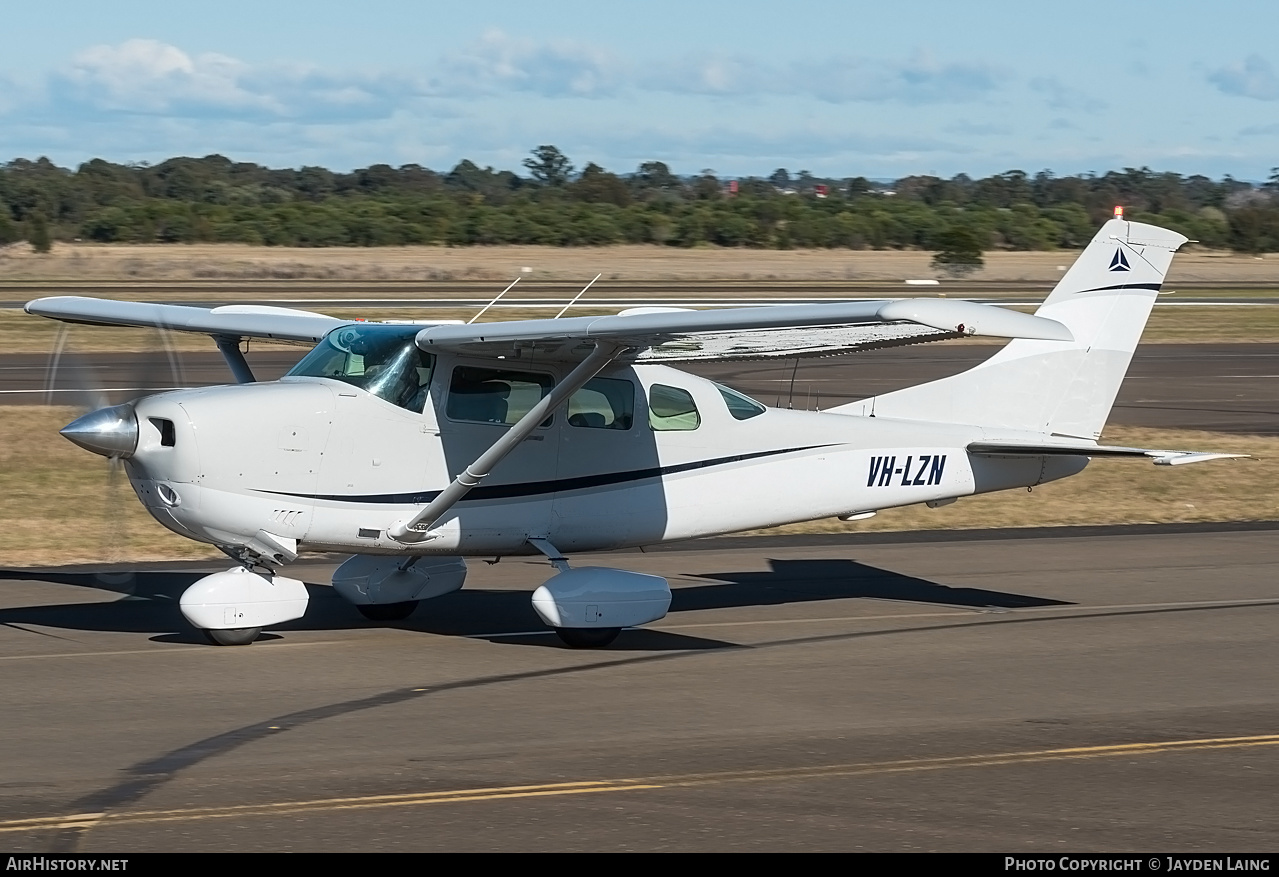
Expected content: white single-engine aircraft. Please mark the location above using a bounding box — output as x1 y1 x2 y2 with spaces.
26 214 1240 647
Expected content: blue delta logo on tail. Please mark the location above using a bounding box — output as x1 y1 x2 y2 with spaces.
1108 248 1131 272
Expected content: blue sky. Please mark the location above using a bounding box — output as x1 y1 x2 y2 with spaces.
3 1 1278 180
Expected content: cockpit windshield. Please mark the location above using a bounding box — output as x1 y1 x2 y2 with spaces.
286 324 434 412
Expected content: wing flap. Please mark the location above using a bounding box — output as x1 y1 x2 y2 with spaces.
636 323 955 362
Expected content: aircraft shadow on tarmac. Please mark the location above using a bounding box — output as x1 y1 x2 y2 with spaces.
0 559 1070 651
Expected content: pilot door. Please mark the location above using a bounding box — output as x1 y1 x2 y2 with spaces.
429 358 562 551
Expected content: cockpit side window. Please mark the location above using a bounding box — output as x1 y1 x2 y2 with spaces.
287 325 434 412
447 366 554 426
648 384 700 431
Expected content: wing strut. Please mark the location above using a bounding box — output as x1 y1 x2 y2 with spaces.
387 341 625 543
214 335 256 384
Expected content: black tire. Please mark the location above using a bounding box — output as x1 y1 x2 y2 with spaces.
555 627 621 648
356 601 419 622
202 627 261 646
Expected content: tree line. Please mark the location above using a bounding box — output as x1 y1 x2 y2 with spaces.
2 147 1278 253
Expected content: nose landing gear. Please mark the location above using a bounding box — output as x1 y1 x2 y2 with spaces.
179 566 310 646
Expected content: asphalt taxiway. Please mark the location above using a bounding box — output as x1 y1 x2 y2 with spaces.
1 525 1277 851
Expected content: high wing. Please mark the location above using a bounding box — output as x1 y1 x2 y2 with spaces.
25 296 351 343
413 298 1074 363
26 294 1073 364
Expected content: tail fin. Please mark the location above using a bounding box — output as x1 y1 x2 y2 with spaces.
833 218 1188 440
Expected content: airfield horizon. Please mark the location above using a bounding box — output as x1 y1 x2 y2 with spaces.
3 240 1279 285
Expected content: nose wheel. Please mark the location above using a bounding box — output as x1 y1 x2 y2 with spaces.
202 627 261 646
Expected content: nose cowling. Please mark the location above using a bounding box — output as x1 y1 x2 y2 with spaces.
60 403 139 458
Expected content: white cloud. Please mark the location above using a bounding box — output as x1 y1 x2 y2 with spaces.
60 39 265 114
642 55 774 96
8 35 1273 179
1209 55 1279 101
440 29 624 98
645 50 1001 104
11 35 1005 137
50 38 427 121
803 52 999 104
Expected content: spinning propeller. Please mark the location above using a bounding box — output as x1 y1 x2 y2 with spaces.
40 324 192 572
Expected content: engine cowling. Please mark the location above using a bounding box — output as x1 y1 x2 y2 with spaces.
531 567 671 630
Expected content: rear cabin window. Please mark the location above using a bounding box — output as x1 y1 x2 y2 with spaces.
447 367 554 426
716 384 767 420
647 384 700 431
568 377 635 430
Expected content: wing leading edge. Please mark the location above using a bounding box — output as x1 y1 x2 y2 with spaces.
26 295 1074 364
25 296 351 344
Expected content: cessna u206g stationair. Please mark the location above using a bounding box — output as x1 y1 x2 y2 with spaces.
26 215 1241 647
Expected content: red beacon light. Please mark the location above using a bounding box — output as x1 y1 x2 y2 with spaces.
1114 205 1124 218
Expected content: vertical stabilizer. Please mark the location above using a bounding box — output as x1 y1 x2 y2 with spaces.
833 218 1188 440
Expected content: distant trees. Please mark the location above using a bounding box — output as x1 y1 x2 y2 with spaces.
930 225 985 277
635 161 681 194
2 151 1278 251
523 146 574 187
572 163 631 206
28 211 51 253
0 210 18 245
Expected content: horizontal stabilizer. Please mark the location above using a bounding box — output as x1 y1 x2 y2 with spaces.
968 441 1246 466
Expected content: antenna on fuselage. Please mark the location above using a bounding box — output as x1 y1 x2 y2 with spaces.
786 357 800 409
468 276 521 324
554 273 602 319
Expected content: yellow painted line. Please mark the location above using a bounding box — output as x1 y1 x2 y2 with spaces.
658 597 1279 631
660 610 974 630
0 641 346 662
4 733 1276 834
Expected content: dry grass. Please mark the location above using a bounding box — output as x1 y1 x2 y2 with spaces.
3 240 1279 284
0 406 223 567
0 408 1272 568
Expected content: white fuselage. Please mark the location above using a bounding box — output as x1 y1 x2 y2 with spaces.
123 359 1083 559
